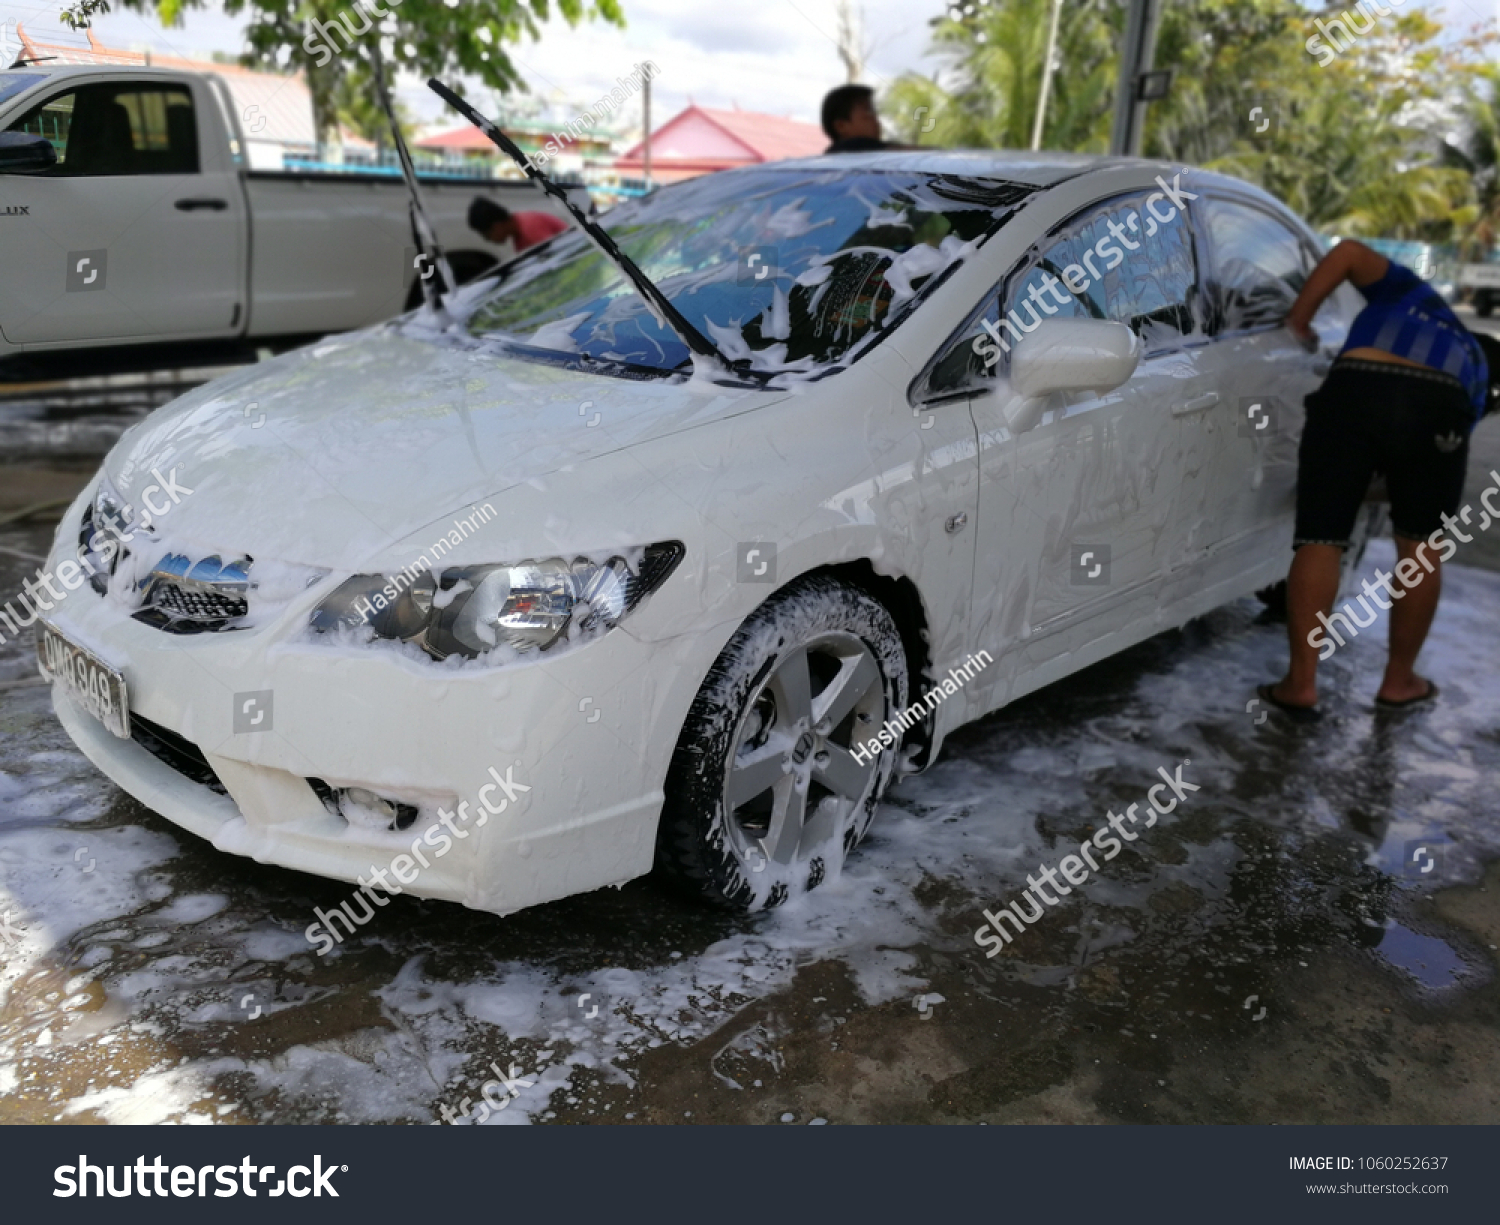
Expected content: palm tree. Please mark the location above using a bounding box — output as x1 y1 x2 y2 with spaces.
883 0 1115 151
1440 65 1500 260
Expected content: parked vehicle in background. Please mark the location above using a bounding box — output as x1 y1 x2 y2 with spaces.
0 64 585 375
1458 261 1500 317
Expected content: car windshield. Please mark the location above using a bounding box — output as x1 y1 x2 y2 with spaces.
456 169 1033 379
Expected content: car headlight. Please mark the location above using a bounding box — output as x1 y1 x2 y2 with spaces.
77 475 134 593
309 542 684 661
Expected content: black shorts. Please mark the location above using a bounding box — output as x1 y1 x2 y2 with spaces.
1294 358 1473 548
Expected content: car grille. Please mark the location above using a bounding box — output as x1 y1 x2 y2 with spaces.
132 551 252 635
130 713 227 796
141 582 248 624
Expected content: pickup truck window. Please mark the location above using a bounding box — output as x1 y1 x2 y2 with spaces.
0 73 43 109
6 83 198 176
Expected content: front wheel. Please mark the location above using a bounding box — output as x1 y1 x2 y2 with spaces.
656 575 909 910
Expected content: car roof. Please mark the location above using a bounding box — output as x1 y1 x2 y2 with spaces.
748 149 1302 223
763 148 1154 188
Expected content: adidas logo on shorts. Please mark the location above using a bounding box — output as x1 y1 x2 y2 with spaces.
1434 431 1463 452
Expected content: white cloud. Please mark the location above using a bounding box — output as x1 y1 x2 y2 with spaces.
33 0 947 127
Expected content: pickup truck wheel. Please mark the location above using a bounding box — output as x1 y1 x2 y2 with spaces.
1477 290 1494 318
403 251 500 311
656 575 908 910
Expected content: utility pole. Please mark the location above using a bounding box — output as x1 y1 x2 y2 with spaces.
1109 0 1164 156
642 73 652 191
1030 0 1063 150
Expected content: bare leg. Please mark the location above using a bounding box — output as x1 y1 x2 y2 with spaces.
1273 543 1343 707
1376 536 1440 703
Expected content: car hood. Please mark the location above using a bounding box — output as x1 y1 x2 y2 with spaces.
99 326 778 569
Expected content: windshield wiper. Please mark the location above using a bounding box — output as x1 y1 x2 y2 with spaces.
427 78 736 380
374 49 456 321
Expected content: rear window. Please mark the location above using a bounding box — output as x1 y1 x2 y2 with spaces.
1204 197 1315 331
456 169 1033 379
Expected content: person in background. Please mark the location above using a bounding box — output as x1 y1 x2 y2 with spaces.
1260 239 1488 720
467 198 567 253
821 84 912 154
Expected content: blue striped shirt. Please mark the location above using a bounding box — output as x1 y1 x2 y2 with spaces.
1340 260 1488 418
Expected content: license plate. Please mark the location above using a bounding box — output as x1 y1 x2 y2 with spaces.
36 621 131 739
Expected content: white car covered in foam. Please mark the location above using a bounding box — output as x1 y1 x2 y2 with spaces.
35 150 1372 915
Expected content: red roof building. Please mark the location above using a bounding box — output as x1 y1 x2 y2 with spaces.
614 105 827 184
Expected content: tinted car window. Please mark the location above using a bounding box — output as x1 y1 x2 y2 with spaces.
922 189 1200 399
1204 197 1314 331
0 73 44 110
6 83 198 176
458 170 1032 377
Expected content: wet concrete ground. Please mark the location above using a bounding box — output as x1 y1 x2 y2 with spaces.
1 366 1498 1125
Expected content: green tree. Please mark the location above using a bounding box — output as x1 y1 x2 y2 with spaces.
1204 10 1483 240
59 0 625 141
883 0 1116 151
883 0 1490 243
1440 65 1500 259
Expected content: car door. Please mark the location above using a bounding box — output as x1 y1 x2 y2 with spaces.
1180 195 1344 577
913 188 1209 688
0 75 245 346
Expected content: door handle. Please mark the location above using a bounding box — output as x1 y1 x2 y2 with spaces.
1172 391 1220 416
175 197 228 211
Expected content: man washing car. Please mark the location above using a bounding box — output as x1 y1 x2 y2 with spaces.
1261 239 1488 719
467 197 567 254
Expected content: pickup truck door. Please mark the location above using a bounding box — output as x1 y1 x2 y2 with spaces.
0 74 245 347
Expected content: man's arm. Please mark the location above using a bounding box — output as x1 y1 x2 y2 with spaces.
1287 239 1388 342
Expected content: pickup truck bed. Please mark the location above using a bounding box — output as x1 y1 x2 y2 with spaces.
0 64 582 376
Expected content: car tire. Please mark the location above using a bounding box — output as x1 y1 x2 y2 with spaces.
1477 292 1493 318
656 574 909 910
1254 580 1287 619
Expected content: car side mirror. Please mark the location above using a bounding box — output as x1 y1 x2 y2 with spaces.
1010 317 1141 399
0 132 57 174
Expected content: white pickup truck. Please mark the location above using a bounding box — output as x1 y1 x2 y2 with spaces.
0 63 582 374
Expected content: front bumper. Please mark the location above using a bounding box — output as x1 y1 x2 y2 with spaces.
40 500 694 917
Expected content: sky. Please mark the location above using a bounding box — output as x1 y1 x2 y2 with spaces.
4 0 953 131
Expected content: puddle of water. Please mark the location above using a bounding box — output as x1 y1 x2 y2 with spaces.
1374 921 1471 990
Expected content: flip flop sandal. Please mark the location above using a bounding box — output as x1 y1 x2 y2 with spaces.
1374 681 1439 711
1256 683 1322 724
